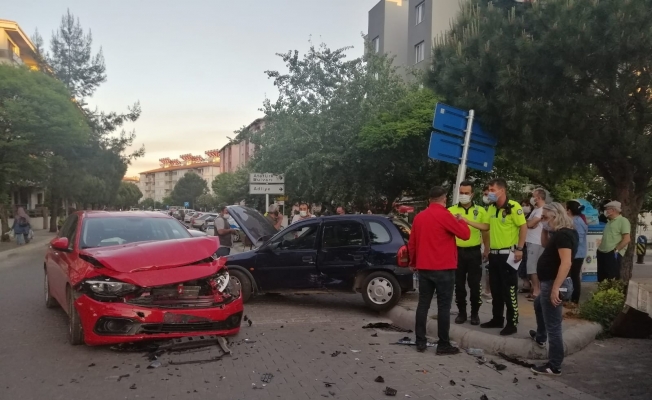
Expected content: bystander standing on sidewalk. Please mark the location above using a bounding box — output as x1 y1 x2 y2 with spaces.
291 203 316 224
481 185 493 302
566 200 587 304
481 178 527 336
408 186 470 354
518 198 532 296
525 188 547 300
265 204 283 231
11 207 31 245
596 201 630 281
530 202 578 376
448 181 489 326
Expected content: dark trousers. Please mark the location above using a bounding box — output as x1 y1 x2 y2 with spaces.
517 243 528 280
415 269 455 347
596 250 621 282
216 247 231 257
570 258 584 303
488 253 519 326
534 278 573 370
455 246 482 315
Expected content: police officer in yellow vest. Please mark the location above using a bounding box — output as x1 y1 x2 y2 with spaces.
448 181 490 326
480 178 527 336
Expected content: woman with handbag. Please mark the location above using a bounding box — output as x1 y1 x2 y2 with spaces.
11 207 31 245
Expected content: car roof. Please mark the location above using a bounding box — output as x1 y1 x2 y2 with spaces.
79 211 174 219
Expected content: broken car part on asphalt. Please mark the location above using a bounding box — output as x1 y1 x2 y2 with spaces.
362 322 412 333
384 387 397 396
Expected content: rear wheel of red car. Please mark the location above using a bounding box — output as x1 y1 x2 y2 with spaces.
362 272 401 312
229 269 252 303
67 288 84 345
44 269 58 309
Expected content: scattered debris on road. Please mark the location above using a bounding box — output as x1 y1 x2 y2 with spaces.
471 384 491 390
449 379 456 386
394 337 436 347
375 376 385 383
129 384 137 390
324 382 335 387
513 377 518 383
490 360 507 371
261 373 273 383
384 386 397 396
117 374 130 382
351 349 361 353
362 322 412 333
147 360 162 369
467 348 484 357
244 315 253 327
499 352 535 369
331 351 341 357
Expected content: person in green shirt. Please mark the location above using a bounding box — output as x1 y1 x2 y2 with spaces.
448 181 490 326
480 178 528 336
596 201 631 281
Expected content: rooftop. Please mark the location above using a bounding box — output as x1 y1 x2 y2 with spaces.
139 161 220 175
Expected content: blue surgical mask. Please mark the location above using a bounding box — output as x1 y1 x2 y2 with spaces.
487 193 498 203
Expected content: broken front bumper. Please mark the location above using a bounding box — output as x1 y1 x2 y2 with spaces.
74 294 243 346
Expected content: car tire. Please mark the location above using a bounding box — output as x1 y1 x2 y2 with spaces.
44 269 58 309
229 269 253 303
67 288 84 345
361 271 402 312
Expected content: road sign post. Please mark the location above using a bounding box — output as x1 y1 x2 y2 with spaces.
452 109 474 205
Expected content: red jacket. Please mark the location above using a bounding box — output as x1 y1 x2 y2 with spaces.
408 203 471 271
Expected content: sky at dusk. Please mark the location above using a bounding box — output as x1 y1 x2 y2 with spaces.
4 0 379 175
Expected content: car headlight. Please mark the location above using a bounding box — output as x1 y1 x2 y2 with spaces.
210 271 230 293
84 278 138 297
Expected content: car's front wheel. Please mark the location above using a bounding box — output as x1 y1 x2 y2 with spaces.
67 288 84 345
229 269 253 303
362 272 401 312
44 269 58 309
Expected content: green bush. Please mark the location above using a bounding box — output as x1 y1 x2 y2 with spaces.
597 279 627 294
579 287 626 329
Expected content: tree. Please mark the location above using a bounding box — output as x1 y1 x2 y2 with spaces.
47 9 106 100
170 173 208 208
428 0 652 282
212 168 253 206
114 182 143 210
196 193 218 211
0 65 90 239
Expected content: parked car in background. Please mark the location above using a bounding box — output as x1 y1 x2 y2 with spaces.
184 211 198 224
221 206 414 311
192 213 218 230
189 212 205 226
44 211 242 346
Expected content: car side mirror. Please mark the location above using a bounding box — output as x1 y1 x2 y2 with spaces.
51 237 70 251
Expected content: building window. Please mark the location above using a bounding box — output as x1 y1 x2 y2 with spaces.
372 36 380 53
415 41 425 64
416 1 425 25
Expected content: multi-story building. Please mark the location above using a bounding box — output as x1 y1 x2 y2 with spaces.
367 0 461 74
138 151 221 203
0 19 39 69
219 118 264 174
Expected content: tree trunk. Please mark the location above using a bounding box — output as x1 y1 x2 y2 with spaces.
614 182 645 283
49 195 59 233
0 203 10 242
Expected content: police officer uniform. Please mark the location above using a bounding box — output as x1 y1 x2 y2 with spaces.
448 202 488 324
482 198 527 333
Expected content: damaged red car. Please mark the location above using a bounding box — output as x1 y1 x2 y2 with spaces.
44 211 243 346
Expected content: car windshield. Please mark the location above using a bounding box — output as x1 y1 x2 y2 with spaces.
227 205 277 246
79 217 192 249
390 217 411 244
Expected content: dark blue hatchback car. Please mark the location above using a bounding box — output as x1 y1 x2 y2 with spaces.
223 206 415 311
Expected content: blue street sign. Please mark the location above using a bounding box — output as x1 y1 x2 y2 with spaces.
428 132 496 172
184 201 190 208
429 103 497 172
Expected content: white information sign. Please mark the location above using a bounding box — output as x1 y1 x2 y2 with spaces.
250 184 285 194
250 173 285 184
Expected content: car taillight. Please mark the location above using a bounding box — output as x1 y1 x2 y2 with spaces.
397 245 409 267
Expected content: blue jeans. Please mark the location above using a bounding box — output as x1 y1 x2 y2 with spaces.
415 269 455 347
534 278 573 369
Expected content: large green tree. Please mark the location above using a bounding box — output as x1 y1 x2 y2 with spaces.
170 173 208 208
428 0 652 281
113 182 143 210
211 168 254 206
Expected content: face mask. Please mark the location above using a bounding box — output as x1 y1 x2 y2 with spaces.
542 221 551 231
482 195 491 205
300 210 307 217
530 197 537 206
522 206 531 214
487 193 498 203
458 194 471 204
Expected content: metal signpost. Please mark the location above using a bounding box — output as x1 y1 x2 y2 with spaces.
429 103 497 204
249 173 285 209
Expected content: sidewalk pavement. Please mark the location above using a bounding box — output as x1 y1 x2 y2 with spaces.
388 290 602 360
0 229 55 262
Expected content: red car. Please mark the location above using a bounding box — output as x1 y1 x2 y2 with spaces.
44 211 243 346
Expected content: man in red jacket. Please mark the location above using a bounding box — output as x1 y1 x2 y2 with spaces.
409 186 471 354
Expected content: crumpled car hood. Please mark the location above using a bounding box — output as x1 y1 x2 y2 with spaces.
76 237 222 287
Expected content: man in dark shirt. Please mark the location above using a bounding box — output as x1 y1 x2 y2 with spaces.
530 203 578 376
408 186 471 355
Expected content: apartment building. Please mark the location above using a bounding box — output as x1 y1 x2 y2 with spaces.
0 20 39 69
138 152 221 203
219 118 264 174
367 0 461 73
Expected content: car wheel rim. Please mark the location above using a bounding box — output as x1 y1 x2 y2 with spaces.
367 277 393 305
231 276 242 292
44 272 49 301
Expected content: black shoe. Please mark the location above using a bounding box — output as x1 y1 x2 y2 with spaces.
470 314 480 326
529 330 546 348
480 319 504 329
455 313 467 324
436 345 461 356
500 325 517 336
416 343 427 353
531 363 561 376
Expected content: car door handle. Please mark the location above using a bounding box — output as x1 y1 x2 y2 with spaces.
353 255 364 262
302 256 315 264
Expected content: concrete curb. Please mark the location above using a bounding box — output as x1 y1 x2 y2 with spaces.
384 305 602 360
0 233 55 263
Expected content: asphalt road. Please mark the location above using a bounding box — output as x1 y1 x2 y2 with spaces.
0 246 645 400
